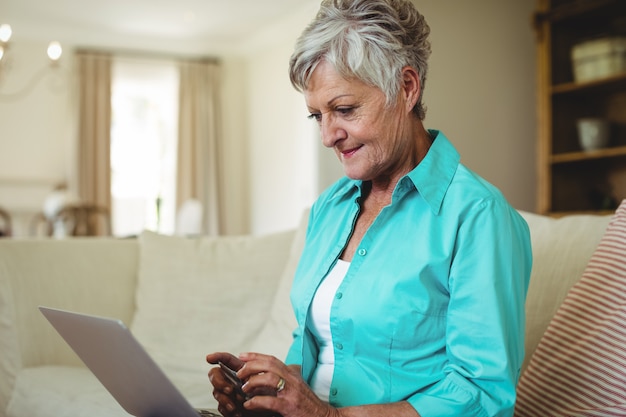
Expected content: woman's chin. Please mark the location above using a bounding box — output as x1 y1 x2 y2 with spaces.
342 170 368 181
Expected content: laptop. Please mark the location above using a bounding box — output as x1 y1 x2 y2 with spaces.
39 306 221 417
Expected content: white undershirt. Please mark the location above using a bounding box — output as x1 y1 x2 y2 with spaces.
308 259 350 402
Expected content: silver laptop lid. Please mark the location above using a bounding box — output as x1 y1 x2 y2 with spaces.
39 306 201 417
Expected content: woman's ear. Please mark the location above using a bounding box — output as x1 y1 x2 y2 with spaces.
400 66 421 112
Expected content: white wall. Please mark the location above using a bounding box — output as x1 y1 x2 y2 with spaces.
238 3 320 235
416 0 537 211
0 40 77 235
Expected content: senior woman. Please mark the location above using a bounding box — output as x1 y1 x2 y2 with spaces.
207 0 532 416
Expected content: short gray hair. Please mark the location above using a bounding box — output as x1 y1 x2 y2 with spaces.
289 0 431 120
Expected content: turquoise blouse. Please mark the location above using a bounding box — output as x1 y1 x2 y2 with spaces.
285 131 532 416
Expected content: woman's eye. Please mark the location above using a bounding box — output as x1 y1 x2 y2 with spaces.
307 113 322 123
337 107 354 116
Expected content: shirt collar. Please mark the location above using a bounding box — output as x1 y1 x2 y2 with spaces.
405 130 459 215
327 130 460 215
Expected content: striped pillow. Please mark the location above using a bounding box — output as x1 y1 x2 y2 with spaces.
515 200 626 416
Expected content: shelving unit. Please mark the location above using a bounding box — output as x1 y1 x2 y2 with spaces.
534 0 626 215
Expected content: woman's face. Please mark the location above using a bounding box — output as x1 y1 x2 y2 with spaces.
304 60 419 184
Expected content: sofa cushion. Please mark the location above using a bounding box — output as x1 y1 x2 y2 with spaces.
248 209 308 356
518 210 612 371
6 366 126 417
6 365 217 417
515 200 626 416
130 229 295 380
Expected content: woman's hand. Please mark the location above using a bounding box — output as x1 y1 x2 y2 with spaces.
208 352 419 417
207 352 269 417
236 352 339 417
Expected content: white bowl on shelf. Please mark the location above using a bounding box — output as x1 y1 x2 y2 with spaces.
576 118 610 151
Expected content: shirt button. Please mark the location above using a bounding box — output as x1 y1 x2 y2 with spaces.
336 292 343 299
331 388 338 396
357 248 367 256
335 343 343 350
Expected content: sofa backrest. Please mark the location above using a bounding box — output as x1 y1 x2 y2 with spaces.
519 210 612 371
129 229 297 375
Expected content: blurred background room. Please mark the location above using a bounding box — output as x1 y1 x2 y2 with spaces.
0 0 538 238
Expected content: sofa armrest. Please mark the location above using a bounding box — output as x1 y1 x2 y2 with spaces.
0 238 138 412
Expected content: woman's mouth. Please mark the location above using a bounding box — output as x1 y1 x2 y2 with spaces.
340 145 362 158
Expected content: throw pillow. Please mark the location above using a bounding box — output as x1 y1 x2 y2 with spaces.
515 200 626 416
130 229 294 376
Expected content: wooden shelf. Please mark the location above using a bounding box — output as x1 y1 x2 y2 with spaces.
552 72 626 95
535 0 626 215
548 209 616 218
551 145 626 164
547 0 621 22
545 0 623 22
535 0 626 26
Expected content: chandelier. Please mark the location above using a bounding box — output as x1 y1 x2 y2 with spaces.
0 23 64 98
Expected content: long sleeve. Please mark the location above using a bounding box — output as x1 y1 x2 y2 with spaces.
407 199 531 416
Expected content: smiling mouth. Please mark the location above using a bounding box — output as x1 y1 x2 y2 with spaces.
340 145 362 157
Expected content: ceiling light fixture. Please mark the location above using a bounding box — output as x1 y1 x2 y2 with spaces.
0 23 65 100
0 23 13 61
47 41 63 62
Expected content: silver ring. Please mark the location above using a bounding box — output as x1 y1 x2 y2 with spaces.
276 377 286 392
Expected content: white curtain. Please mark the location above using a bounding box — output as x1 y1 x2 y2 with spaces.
177 59 222 236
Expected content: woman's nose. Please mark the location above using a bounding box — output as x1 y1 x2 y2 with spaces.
320 115 346 148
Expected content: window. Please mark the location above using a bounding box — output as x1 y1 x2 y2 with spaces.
110 58 179 237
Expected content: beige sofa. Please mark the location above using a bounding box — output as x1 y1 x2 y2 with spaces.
0 208 618 417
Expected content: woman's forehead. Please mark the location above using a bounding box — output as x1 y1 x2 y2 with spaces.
304 62 380 102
